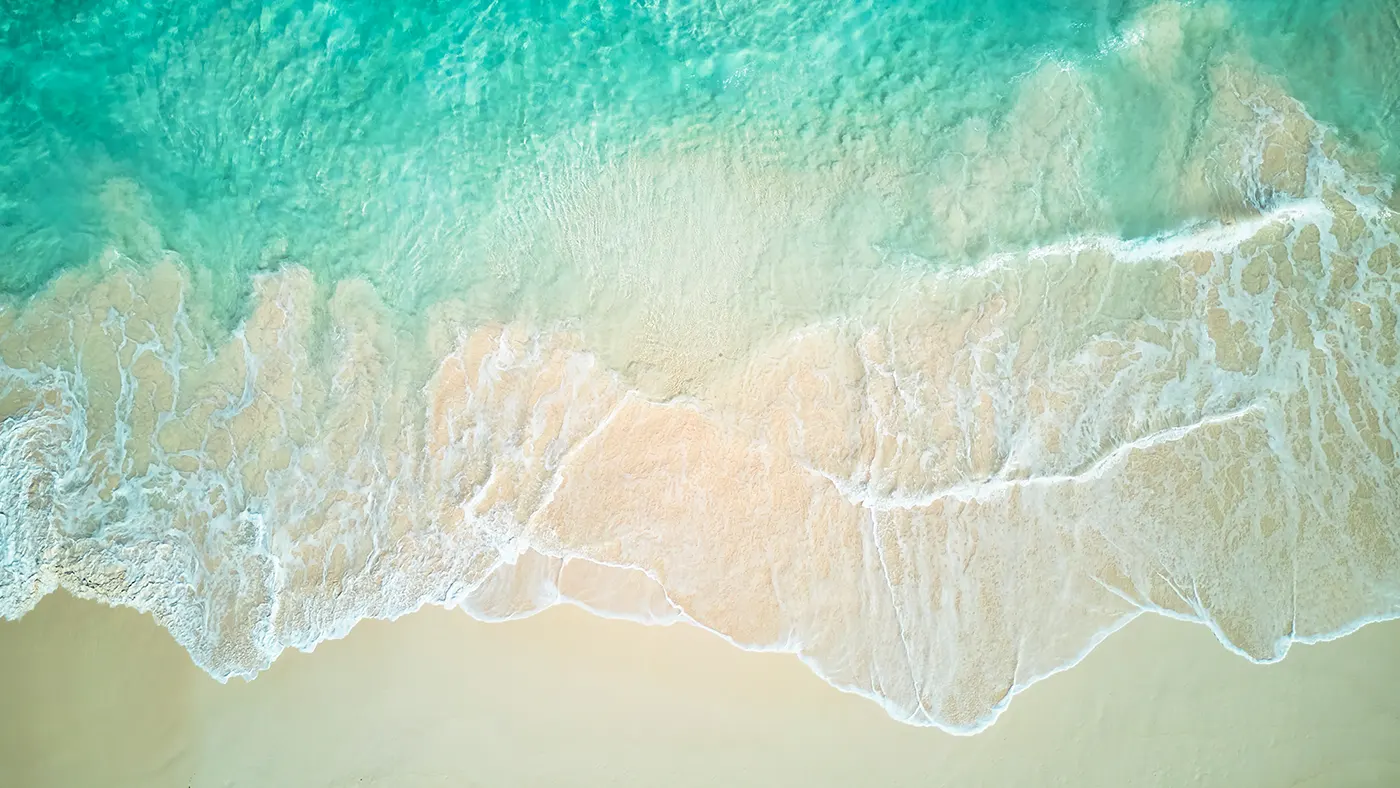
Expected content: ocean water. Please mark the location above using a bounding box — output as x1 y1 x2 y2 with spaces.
1 0 1398 732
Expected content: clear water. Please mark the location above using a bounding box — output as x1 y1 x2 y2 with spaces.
5 1 1395 314
1 0 1398 731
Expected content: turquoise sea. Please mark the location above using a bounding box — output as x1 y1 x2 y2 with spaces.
1 0 1398 731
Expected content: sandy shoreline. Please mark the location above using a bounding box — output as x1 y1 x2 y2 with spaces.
5 62 1397 729
2 593 1399 787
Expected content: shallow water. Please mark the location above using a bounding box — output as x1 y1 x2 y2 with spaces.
1 0 1398 732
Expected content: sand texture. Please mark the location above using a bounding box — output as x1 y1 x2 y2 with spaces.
2 593 1399 787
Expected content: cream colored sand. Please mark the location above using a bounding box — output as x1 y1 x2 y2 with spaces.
2 593 1398 788
7 141 1399 729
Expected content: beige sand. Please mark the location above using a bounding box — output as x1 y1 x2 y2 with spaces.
8 141 1399 729
2 593 1398 787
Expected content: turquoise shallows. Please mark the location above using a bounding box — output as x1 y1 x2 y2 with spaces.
1 0 1396 321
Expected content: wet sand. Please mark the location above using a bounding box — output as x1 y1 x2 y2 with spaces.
2 593 1398 787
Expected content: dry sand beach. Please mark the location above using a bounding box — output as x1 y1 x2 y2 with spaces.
3 593 1399 787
